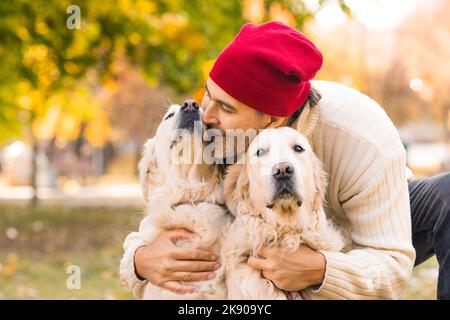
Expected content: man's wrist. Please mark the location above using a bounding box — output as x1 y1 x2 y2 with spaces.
134 245 147 281
312 251 326 286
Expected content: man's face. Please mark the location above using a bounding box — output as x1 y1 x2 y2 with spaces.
201 78 268 132
201 78 283 160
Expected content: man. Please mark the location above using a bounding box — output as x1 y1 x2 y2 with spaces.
120 21 450 299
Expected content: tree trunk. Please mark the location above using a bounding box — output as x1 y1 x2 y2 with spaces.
134 140 141 176
30 112 38 207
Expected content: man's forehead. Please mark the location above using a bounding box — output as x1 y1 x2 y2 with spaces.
206 78 243 107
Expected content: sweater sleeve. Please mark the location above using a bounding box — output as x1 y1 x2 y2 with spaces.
311 154 416 299
119 227 148 299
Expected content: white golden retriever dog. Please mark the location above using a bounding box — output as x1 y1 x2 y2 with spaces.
136 100 231 299
222 127 345 300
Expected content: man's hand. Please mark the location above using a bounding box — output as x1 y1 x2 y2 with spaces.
134 229 221 294
247 245 326 291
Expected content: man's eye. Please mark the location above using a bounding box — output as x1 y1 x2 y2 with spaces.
256 148 267 157
221 104 233 113
293 144 304 153
164 113 175 121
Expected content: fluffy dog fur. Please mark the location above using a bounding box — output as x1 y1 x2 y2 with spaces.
222 127 345 300
137 104 231 300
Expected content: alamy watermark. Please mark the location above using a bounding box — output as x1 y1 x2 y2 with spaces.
169 120 291 175
66 265 81 290
66 5 81 30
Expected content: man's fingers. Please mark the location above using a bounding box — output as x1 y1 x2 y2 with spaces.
261 270 274 282
172 271 216 282
171 260 221 272
248 256 271 270
172 248 217 261
165 229 196 242
256 247 276 258
160 280 198 294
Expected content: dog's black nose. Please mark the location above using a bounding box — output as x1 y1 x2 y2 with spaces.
181 99 199 111
272 162 294 180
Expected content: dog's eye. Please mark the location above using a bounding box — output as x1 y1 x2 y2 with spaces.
293 144 304 153
256 148 267 157
164 113 175 121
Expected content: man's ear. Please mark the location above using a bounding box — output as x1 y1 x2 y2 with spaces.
138 138 160 202
266 116 285 128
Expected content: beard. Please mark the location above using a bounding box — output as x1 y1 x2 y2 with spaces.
203 125 255 164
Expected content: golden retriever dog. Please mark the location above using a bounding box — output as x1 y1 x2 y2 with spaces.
222 127 345 300
136 101 231 299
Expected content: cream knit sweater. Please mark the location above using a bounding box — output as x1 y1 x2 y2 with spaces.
119 80 416 299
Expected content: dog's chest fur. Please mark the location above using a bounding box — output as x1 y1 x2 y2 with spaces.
140 181 231 300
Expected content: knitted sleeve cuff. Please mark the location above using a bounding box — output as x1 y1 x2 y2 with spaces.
119 238 148 298
309 251 348 299
309 250 406 300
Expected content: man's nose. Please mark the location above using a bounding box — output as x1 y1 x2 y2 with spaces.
181 99 199 111
272 162 294 180
202 102 220 126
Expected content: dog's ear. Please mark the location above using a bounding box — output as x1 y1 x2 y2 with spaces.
223 164 243 216
301 153 332 242
138 138 160 202
311 153 328 213
224 163 261 217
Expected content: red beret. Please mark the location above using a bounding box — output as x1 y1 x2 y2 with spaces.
209 21 323 117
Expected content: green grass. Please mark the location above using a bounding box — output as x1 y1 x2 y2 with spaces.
404 256 438 300
0 205 439 299
0 205 145 299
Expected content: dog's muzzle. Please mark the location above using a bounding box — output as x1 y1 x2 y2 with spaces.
272 163 296 197
272 162 294 180
177 99 201 131
268 162 302 209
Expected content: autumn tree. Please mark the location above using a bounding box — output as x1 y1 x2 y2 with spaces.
0 0 341 205
396 0 450 166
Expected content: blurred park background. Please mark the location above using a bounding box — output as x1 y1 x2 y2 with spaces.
0 0 449 299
